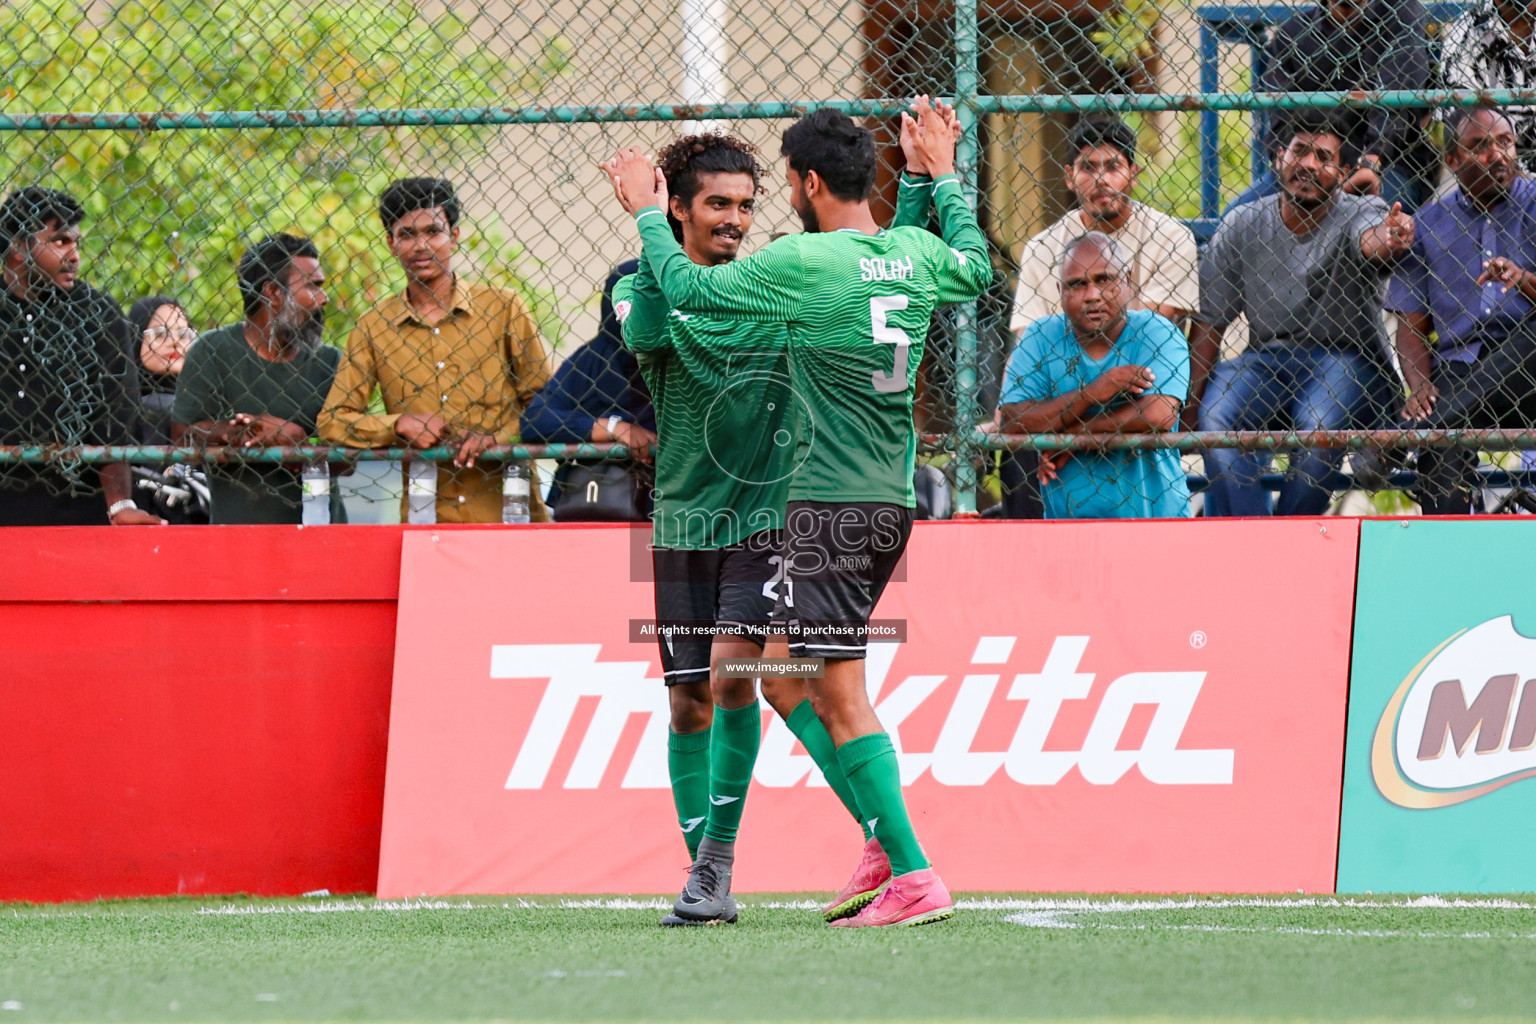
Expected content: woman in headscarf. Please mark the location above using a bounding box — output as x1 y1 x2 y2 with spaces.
128 295 197 444
127 295 208 522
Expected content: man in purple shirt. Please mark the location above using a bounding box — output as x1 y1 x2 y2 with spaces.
1389 108 1536 513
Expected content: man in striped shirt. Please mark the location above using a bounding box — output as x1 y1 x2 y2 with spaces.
1442 0 1536 173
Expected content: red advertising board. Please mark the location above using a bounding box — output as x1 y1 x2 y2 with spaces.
379 519 1358 896
0 525 418 902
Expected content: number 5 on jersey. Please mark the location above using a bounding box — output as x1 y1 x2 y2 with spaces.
870 294 912 394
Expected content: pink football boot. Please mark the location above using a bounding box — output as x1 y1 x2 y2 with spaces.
829 867 953 928
822 836 892 921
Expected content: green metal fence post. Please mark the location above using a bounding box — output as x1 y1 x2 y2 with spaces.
952 0 982 517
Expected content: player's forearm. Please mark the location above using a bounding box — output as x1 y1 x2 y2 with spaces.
634 207 797 324
930 176 993 299
623 261 671 352
931 177 986 252
633 209 741 317
891 172 933 230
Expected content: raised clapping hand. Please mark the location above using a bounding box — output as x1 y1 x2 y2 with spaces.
900 96 961 177
901 95 957 179
601 147 669 217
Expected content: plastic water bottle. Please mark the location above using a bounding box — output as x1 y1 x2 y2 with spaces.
301 462 331 525
502 461 532 524
407 460 437 524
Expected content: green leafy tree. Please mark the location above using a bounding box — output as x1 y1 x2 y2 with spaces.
0 0 571 345
1092 0 1163 70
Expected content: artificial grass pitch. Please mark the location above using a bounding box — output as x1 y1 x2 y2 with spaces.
0 893 1534 1022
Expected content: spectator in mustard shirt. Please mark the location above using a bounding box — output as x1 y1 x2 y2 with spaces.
320 177 554 522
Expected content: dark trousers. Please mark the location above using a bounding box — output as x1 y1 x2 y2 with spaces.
999 449 1043 519
1417 322 1536 515
1198 347 1396 517
0 484 108 525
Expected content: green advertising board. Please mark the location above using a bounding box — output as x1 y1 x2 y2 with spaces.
1338 519 1536 892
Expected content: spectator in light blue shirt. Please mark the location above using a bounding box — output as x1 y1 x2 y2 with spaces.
999 232 1191 519
1390 107 1536 513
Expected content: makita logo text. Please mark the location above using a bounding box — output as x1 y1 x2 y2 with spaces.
1373 615 1536 808
492 636 1233 791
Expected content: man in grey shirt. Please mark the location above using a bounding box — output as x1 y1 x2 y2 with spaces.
1189 112 1414 516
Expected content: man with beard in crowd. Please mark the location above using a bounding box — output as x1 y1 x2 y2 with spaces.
172 233 342 524
1442 1 1536 175
1189 112 1414 516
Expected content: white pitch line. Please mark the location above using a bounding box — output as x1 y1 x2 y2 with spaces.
969 896 1535 912
1004 914 1536 940
196 899 481 915
1001 896 1536 938
554 898 672 910
129 893 1536 920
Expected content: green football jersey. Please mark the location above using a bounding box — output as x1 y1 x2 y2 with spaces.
633 173 991 507
614 270 793 549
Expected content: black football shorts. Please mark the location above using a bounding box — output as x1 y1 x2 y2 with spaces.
771 501 912 661
651 528 785 685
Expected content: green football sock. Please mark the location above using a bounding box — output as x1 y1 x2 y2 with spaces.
702 700 762 843
667 727 711 859
836 731 930 876
786 699 871 840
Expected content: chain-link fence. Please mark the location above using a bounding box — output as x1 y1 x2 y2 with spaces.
4 0 1536 525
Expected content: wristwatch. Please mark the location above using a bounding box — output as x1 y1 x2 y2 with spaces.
1357 156 1382 175
606 414 623 437
107 499 138 520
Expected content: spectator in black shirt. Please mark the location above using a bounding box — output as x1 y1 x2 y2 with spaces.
520 259 656 452
521 259 657 518
1230 0 1436 213
0 187 164 526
